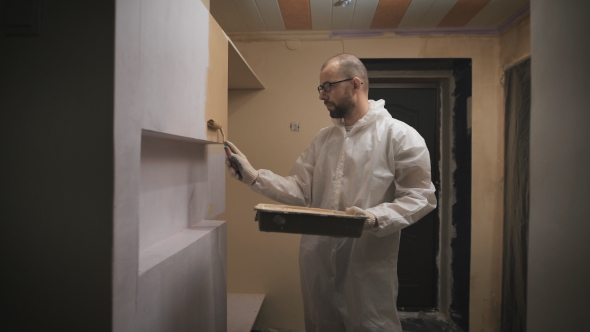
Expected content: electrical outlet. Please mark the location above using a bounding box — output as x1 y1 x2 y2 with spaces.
290 122 300 132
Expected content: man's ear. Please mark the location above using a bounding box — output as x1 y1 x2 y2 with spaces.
353 77 362 90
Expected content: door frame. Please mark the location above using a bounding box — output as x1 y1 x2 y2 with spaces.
368 70 456 318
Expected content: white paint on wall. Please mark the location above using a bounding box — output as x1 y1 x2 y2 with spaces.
114 0 227 330
0 0 226 330
139 134 208 250
139 0 210 140
137 221 227 332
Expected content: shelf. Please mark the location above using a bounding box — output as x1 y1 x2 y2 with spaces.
142 128 216 144
227 293 265 332
228 38 264 90
138 220 225 275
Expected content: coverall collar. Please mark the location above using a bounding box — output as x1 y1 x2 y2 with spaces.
331 99 389 132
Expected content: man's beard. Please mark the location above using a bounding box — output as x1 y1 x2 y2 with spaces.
327 94 355 119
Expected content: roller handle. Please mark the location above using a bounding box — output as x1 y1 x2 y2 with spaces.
224 146 243 181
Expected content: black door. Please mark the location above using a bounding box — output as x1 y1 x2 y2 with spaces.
369 87 439 311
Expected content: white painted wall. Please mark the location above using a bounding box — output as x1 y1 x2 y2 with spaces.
0 0 227 330
114 0 227 330
528 1 590 331
139 135 209 250
137 220 226 332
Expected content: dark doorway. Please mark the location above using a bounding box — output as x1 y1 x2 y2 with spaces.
363 58 472 332
369 86 440 311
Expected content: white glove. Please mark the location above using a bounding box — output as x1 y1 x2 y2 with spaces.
224 141 259 185
345 206 377 230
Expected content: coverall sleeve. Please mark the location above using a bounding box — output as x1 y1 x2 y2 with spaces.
365 129 437 237
249 143 315 207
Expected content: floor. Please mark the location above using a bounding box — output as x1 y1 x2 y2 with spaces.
252 313 464 332
400 312 464 332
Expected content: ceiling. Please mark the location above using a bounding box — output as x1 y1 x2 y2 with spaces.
211 0 529 36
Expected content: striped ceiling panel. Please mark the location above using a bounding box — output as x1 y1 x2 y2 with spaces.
210 0 529 33
437 0 491 27
278 0 312 29
370 0 412 29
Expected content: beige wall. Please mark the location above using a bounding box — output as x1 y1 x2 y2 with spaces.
223 40 339 329
501 17 531 67
221 19 530 331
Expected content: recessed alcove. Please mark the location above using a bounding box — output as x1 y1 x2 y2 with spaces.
139 131 207 250
136 129 227 330
138 129 226 273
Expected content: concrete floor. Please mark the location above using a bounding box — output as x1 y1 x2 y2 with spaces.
400 313 463 332
252 313 464 332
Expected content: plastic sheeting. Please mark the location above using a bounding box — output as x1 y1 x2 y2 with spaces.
501 58 531 332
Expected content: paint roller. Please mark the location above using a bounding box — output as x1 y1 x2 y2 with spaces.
207 119 225 142
207 119 243 180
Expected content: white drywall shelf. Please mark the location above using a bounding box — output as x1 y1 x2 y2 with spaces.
138 220 224 275
227 293 265 332
228 38 264 90
142 128 219 145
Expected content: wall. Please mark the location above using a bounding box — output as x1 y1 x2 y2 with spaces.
222 34 506 331
500 17 531 67
224 41 339 330
114 0 228 330
528 1 590 331
1 0 228 330
0 1 115 330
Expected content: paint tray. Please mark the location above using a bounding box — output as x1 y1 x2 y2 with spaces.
254 204 366 238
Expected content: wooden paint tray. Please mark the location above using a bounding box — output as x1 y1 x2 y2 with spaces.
254 204 366 238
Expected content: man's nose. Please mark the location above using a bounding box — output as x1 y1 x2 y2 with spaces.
319 91 327 100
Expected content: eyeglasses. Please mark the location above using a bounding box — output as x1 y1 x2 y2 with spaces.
317 78 354 94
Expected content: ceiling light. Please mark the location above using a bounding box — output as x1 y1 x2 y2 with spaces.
341 0 352 7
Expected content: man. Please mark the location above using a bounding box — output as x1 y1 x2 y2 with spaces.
225 54 436 332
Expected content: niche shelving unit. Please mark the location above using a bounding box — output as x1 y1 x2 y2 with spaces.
113 0 263 330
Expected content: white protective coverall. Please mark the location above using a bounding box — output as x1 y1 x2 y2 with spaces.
250 99 437 332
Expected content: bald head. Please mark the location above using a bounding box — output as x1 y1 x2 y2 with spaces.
321 54 369 92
